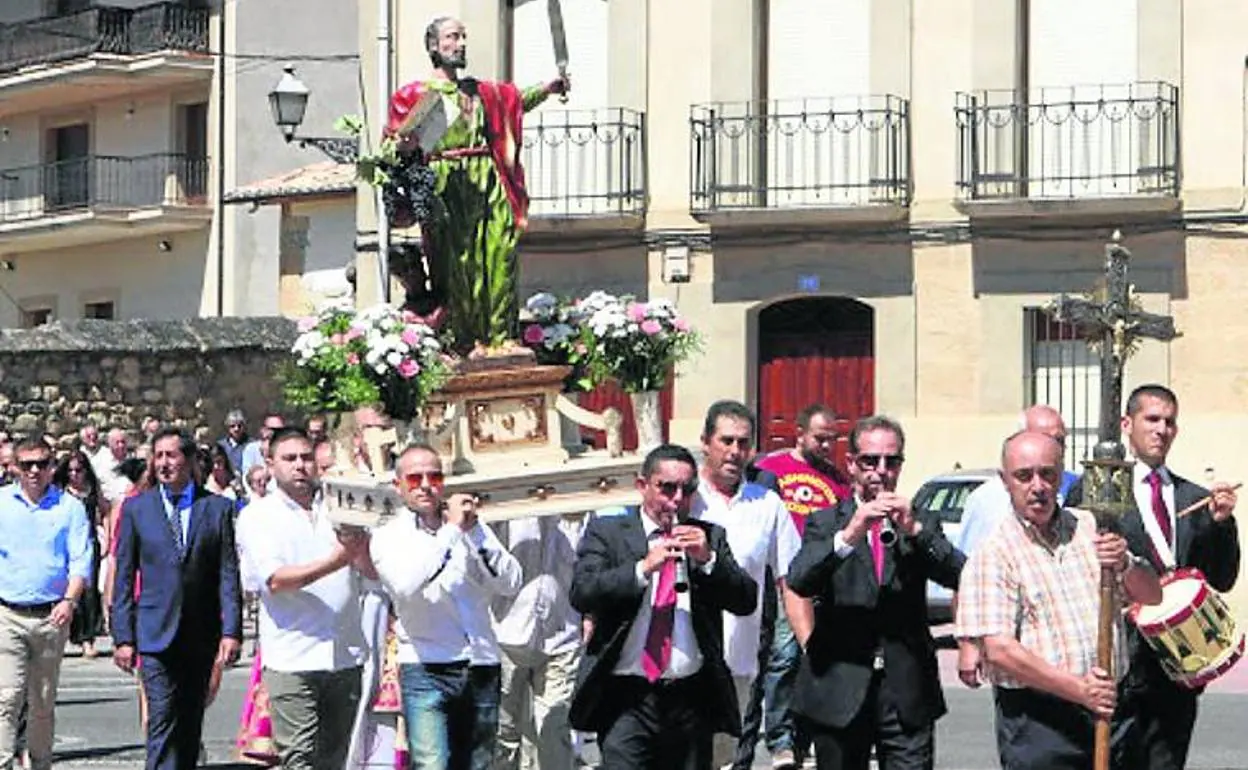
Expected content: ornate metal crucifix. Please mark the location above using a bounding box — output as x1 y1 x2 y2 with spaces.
1044 231 1181 770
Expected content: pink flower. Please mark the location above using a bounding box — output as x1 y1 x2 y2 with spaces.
296 316 318 332
626 303 648 322
522 324 546 345
401 310 419 323
640 319 662 336
345 353 360 365
401 327 423 347
397 359 421 379
344 327 364 342
673 318 690 333
330 333 346 346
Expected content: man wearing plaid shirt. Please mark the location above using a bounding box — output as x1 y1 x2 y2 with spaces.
955 431 1162 769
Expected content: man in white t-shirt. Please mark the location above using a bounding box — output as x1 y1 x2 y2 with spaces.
692 401 801 770
237 427 369 770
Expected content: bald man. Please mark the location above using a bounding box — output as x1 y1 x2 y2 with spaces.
955 431 1159 769
954 406 1077 688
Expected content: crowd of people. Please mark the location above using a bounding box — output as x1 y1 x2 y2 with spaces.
0 383 1238 770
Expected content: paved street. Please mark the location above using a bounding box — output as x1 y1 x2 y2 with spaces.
51 643 1248 769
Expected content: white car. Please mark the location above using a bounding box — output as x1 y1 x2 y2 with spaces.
912 467 996 624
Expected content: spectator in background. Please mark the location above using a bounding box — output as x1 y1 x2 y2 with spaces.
240 414 285 475
0 443 15 486
306 415 327 446
245 466 271 501
53 452 106 660
140 417 162 448
217 411 249 478
78 425 106 464
94 429 132 504
202 445 244 508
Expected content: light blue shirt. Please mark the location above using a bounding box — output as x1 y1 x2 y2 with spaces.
240 441 265 475
0 484 92 605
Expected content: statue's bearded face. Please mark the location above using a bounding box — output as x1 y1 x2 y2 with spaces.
432 19 467 70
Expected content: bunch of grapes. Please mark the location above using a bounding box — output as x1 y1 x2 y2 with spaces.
382 155 438 227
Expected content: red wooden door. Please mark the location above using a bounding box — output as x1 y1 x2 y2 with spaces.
577 379 674 451
757 298 874 471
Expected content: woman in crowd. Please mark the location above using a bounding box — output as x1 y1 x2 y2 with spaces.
54 451 105 658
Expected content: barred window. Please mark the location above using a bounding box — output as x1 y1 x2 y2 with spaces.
1023 308 1101 465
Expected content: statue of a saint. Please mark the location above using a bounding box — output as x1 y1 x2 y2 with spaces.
385 16 569 352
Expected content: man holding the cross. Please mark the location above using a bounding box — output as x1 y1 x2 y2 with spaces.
1067 384 1240 769
956 430 1161 769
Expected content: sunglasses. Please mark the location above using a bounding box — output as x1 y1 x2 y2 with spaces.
854 453 904 472
655 480 698 498
403 471 445 488
1010 466 1062 484
17 458 52 472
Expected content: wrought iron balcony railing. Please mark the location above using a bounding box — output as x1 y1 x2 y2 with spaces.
0 2 209 75
521 108 646 218
690 95 910 213
0 153 208 223
955 82 1180 201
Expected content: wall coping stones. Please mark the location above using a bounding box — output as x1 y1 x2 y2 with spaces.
0 318 299 354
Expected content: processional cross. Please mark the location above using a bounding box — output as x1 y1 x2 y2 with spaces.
1044 231 1180 770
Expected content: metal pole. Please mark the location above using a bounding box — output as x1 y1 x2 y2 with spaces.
376 0 392 303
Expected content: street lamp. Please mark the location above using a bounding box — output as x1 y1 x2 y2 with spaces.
267 65 359 164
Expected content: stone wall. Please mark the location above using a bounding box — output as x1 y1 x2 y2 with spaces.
0 318 298 447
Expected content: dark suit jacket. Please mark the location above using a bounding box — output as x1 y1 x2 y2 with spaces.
786 497 965 730
1066 469 1240 694
567 508 758 735
112 486 243 655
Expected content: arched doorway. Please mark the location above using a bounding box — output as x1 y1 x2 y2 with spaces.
757 297 874 469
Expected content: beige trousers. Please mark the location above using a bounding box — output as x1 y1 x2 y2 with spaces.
0 605 70 770
711 674 755 769
494 646 581 770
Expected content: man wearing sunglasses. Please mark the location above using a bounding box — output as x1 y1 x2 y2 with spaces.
0 435 93 770
787 416 965 770
367 444 521 769
569 444 758 770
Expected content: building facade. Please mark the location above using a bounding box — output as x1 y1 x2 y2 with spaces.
0 0 359 323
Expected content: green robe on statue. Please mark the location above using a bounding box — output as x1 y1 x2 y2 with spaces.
386 77 549 350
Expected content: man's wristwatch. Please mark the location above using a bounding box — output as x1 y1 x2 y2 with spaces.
61 596 78 608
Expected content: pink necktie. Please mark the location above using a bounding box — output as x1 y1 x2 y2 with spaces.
870 519 884 584
642 558 677 682
1148 470 1173 558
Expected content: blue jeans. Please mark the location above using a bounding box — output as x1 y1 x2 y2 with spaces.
735 579 805 768
399 661 501 770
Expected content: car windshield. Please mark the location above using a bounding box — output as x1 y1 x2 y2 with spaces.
914 479 987 524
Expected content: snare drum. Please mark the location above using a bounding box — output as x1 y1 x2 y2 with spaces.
1127 568 1245 689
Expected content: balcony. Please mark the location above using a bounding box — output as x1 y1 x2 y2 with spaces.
0 153 212 253
955 82 1180 217
690 95 910 227
521 108 646 233
0 2 212 118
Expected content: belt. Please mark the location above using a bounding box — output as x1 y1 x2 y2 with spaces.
0 598 56 615
427 147 490 162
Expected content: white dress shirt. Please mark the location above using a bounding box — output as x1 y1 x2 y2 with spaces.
238 489 366 673
613 511 705 680
372 510 522 666
491 515 587 657
1132 461 1177 568
691 479 800 678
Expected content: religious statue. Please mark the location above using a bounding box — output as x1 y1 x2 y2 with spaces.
384 15 570 352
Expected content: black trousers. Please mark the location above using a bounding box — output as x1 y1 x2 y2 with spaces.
598 676 714 770
800 674 933 770
140 644 216 770
1111 682 1199 770
994 687 1095 770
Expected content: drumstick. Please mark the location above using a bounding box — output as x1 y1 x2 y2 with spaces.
1176 483 1243 519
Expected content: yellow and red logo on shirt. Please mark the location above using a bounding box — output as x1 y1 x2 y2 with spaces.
777 471 841 518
